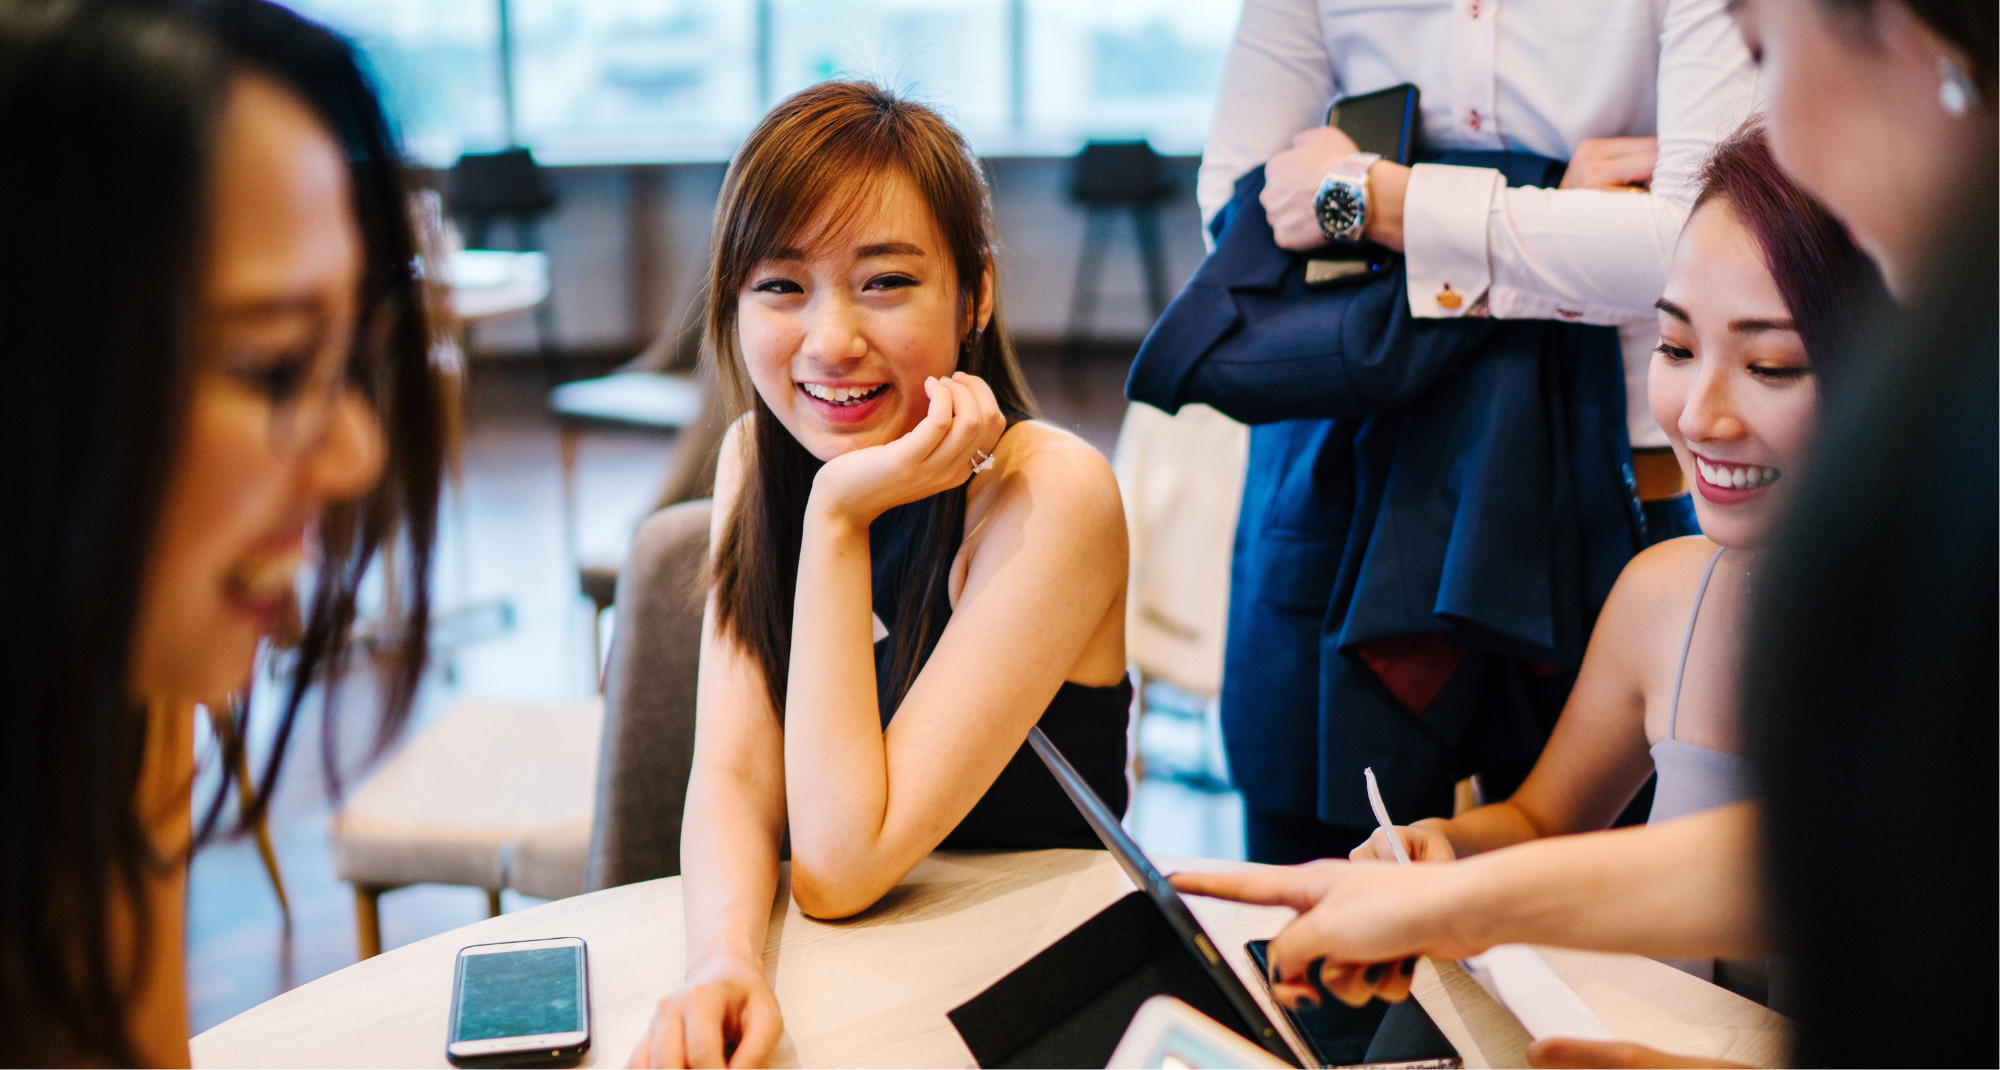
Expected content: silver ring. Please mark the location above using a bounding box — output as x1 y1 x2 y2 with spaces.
970 448 995 473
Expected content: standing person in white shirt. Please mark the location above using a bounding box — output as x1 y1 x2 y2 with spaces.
1206 0 1761 865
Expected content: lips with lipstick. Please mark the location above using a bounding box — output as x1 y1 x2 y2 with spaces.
800 382 887 406
1694 455 1780 491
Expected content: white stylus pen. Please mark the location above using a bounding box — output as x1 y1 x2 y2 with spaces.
1362 767 1413 864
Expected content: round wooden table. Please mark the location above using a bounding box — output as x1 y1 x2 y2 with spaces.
191 849 1790 1068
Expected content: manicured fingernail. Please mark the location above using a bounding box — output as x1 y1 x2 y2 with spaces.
1304 957 1335 1004
1401 956 1417 977
1364 962 1387 984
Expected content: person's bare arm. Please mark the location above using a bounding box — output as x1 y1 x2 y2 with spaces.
1356 541 1699 864
1359 544 1698 864
1174 803 1767 1008
632 421 787 1070
784 377 1126 918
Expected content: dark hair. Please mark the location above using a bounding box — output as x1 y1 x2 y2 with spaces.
707 80 1035 718
1819 0 1996 94
1690 121 1890 396
1741 160 1997 1066
0 1 441 1063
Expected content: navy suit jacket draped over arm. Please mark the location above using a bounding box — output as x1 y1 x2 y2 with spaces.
1126 151 1642 826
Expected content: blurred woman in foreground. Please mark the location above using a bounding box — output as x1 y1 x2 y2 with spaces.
0 1 443 1063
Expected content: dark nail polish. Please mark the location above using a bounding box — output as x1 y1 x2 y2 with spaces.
1304 957 1336 1004
1364 961 1387 984
1401 955 1418 977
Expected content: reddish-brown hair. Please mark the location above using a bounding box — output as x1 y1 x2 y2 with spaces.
707 81 1035 718
1690 121 1890 396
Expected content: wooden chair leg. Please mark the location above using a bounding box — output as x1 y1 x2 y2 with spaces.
590 604 605 693
353 885 384 960
486 888 504 918
209 702 291 926
558 423 581 574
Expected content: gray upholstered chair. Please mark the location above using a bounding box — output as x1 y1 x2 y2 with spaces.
329 696 604 957
584 498 712 890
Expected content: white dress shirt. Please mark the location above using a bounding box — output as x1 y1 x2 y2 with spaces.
1199 0 1761 447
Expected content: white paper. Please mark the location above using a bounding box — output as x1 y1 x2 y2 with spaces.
1459 944 1619 1041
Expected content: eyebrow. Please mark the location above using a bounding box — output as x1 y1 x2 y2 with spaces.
768 241 926 262
1654 298 1797 335
1727 317 1797 334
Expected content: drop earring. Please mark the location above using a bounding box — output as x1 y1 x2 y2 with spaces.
1939 55 1979 117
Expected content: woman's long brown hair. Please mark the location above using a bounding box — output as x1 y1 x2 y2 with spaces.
0 2 443 1062
707 81 1035 719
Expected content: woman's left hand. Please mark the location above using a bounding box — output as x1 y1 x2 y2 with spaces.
809 372 1005 527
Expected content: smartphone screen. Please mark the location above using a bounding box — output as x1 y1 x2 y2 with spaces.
449 938 590 1066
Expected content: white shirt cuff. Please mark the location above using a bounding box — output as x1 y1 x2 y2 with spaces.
1402 163 1502 319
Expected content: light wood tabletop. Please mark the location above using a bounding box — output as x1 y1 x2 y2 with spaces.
191 848 1790 1069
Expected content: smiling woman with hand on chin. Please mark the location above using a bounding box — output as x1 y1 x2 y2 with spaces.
628 81 1129 1070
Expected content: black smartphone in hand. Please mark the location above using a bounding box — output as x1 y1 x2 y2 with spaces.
1325 83 1420 165
446 937 591 1068
1305 84 1419 285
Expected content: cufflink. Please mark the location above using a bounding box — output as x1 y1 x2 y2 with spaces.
1436 284 1463 310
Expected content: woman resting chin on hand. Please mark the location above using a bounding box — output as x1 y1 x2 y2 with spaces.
1172 124 1887 1062
629 82 1129 1070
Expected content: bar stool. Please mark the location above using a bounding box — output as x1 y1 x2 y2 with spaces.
1062 140 1176 385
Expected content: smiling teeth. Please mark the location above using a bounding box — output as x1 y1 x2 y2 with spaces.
1695 458 1781 490
801 383 884 405
227 551 303 603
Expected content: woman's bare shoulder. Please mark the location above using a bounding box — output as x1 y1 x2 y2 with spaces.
958 420 1124 552
1604 535 1722 625
989 421 1121 511
709 412 755 540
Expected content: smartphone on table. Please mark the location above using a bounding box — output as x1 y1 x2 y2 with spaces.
446 937 591 1068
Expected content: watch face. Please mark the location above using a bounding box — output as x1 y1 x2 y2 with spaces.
1316 181 1364 239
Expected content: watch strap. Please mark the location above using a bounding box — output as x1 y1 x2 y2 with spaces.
1332 151 1382 182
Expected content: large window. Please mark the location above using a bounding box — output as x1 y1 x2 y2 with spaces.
281 0 1239 164
767 0 1012 139
1022 0 1234 155
512 0 760 163
282 0 508 164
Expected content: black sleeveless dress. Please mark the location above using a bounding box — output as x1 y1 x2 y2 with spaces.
869 533 1130 851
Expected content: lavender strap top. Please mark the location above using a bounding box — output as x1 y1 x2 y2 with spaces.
1647 547 1758 824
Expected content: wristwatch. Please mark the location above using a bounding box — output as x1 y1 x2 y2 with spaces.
1314 151 1381 243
